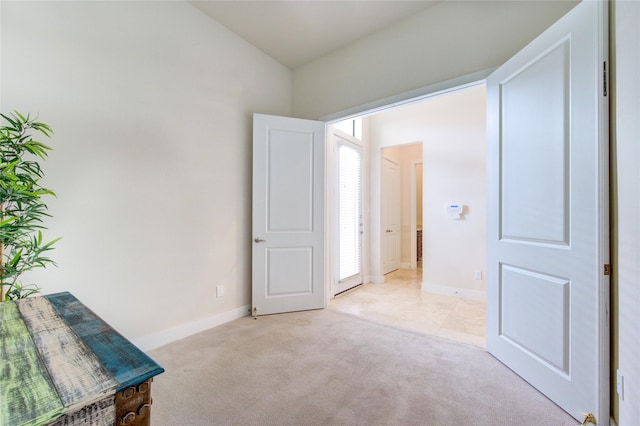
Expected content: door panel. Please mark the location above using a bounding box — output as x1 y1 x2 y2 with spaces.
267 131 314 231
252 114 325 316
500 40 569 245
500 265 570 374
487 1 608 423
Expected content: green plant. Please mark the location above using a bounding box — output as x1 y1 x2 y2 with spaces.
0 112 59 301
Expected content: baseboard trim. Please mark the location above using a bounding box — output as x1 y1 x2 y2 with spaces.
369 275 385 283
133 304 250 352
422 283 486 301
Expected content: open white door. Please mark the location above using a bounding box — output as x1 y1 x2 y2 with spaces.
487 1 609 423
252 113 326 316
381 157 401 274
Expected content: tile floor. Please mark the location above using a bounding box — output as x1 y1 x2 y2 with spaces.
328 268 487 348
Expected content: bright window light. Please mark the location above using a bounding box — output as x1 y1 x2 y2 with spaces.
339 143 362 281
332 118 362 140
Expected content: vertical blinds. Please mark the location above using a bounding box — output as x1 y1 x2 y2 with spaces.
339 143 362 281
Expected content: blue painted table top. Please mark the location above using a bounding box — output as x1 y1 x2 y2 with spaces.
0 292 164 426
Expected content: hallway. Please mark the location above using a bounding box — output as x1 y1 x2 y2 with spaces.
328 269 486 348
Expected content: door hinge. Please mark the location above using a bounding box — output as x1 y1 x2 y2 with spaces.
603 61 608 97
581 413 596 425
604 264 611 276
617 368 625 400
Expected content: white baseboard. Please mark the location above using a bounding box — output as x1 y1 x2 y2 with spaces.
133 304 250 352
369 275 385 283
422 282 486 301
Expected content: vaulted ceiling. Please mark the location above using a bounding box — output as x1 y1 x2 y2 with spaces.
190 1 440 69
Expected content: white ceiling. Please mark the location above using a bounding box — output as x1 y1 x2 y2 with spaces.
190 1 441 69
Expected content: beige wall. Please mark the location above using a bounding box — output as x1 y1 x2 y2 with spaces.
1 1 291 346
292 1 578 120
370 85 486 297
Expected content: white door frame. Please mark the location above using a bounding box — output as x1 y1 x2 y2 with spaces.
326 74 490 284
409 160 423 270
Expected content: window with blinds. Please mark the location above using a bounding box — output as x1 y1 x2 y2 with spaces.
339 143 362 281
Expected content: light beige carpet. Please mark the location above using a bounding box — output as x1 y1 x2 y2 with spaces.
148 309 578 426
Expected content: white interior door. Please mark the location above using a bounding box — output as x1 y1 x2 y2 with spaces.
331 128 363 296
486 1 609 423
381 157 401 275
252 113 326 316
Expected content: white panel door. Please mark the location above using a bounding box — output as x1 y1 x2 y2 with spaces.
382 157 401 275
252 114 325 316
487 1 609 423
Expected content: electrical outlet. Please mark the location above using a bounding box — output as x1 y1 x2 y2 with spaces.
216 285 224 298
474 271 483 280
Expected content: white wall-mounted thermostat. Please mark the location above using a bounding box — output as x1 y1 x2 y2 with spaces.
446 204 464 219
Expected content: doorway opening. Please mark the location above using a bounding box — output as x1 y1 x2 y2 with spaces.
328 83 488 348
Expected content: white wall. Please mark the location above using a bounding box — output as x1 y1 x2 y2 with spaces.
370 85 486 298
613 1 640 423
1 1 291 347
292 0 577 120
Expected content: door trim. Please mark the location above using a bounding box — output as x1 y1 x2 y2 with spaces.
321 70 493 123
409 160 423 270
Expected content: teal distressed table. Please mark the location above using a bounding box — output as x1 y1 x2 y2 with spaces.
0 292 164 426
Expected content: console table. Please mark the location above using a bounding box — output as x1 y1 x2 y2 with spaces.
0 292 164 426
